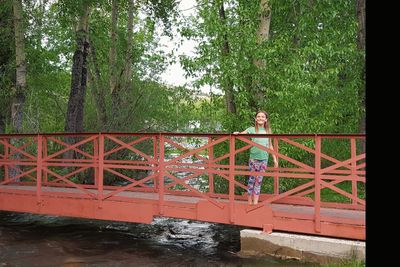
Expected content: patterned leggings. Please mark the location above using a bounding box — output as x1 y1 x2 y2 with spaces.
247 158 267 196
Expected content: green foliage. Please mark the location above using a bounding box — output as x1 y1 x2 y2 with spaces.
173 0 365 198
24 72 70 133
321 259 365 267
1 0 364 136
0 0 15 131
142 0 179 37
0 0 189 134
0 0 365 201
179 0 363 136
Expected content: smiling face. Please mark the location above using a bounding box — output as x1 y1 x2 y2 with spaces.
255 112 268 127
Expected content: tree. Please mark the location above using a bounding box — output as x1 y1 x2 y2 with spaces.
0 0 14 133
218 0 236 114
86 0 178 131
179 0 362 134
12 0 27 133
356 0 365 147
65 1 90 133
250 0 271 110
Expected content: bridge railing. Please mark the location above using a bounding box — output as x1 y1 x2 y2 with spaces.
0 132 366 214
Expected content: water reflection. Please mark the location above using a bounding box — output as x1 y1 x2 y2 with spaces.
0 211 316 266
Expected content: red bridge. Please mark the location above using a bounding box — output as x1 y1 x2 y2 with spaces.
0 132 365 240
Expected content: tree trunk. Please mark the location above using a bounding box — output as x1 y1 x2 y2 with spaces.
218 1 236 114
356 0 365 151
109 0 136 131
65 4 90 133
356 0 365 52
12 0 26 134
118 0 136 127
122 0 134 90
254 0 271 66
109 0 118 96
109 0 122 130
250 0 271 110
88 42 107 129
10 0 27 180
356 0 365 129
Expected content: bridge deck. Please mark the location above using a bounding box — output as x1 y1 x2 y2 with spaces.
0 184 365 240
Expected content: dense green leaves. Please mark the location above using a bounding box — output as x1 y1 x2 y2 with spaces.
0 0 364 136
0 0 14 132
180 0 363 135
0 0 365 200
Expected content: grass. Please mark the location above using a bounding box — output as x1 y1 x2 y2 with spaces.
321 259 365 267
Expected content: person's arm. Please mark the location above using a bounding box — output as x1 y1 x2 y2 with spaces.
269 141 278 167
233 129 248 134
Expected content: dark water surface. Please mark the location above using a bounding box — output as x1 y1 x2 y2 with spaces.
0 211 316 266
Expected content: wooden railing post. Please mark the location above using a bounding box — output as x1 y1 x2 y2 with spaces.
36 135 42 204
229 134 235 223
351 138 357 206
42 136 48 184
98 133 104 200
314 135 321 233
208 136 214 195
158 134 165 215
93 136 98 187
153 135 158 191
4 138 9 181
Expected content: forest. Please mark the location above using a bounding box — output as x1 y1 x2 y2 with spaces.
0 0 365 136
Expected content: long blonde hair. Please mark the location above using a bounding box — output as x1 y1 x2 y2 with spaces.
254 110 272 134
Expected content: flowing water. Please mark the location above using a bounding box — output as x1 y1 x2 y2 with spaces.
0 211 317 266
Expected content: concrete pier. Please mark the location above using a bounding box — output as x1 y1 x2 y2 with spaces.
239 230 365 264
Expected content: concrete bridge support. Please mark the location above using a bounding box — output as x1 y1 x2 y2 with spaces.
239 229 365 264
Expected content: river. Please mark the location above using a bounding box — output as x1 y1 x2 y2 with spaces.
0 211 317 266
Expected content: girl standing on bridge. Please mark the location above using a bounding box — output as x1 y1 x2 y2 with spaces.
234 110 278 205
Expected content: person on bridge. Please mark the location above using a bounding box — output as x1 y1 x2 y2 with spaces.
234 110 278 205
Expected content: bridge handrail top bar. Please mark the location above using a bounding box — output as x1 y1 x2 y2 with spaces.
0 132 366 138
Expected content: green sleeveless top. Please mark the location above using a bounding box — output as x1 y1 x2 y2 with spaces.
246 126 269 160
